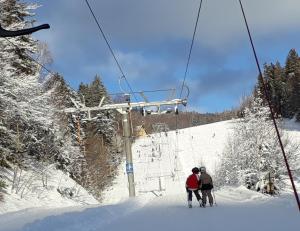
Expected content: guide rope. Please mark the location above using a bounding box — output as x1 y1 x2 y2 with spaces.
84 0 138 101
239 0 300 212
179 0 203 98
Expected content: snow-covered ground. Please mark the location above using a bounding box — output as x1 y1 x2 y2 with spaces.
101 120 234 203
1 120 300 231
0 165 98 215
2 185 300 231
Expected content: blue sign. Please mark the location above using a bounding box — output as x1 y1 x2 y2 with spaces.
126 163 134 174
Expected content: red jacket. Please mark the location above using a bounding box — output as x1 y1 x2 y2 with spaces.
186 173 199 190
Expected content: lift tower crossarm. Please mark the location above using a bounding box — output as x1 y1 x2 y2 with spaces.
64 99 187 114
64 97 187 197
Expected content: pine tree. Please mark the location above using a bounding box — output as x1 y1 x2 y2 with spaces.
285 49 300 76
0 0 40 166
0 1 88 197
263 62 285 118
0 0 39 76
44 74 87 181
216 95 298 189
0 0 121 200
79 75 111 107
78 75 121 198
285 49 300 119
78 82 88 104
254 49 300 120
273 62 287 117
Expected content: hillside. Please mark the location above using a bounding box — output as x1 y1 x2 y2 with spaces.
102 120 234 204
1 1 300 230
102 119 300 203
1 119 299 231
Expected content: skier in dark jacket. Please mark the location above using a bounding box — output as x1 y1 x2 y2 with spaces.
199 166 214 207
185 167 202 208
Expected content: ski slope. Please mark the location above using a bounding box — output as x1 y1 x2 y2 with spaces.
1 120 300 231
2 186 300 231
102 120 234 204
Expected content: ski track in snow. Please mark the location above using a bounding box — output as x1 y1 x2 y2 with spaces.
1 120 300 231
99 193 300 231
8 188 300 231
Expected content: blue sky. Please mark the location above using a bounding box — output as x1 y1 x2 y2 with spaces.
30 0 300 112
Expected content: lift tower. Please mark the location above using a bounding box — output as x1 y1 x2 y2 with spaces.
65 94 187 197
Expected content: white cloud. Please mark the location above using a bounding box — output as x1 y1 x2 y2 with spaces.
29 0 300 111
98 50 169 81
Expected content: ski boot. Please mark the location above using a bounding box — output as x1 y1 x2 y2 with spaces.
188 201 192 208
198 200 203 207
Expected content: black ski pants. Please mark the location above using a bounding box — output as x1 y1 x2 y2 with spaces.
186 188 201 201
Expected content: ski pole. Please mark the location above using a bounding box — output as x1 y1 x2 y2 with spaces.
212 189 217 206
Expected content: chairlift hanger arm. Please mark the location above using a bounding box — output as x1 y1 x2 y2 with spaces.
0 24 50 38
64 98 187 114
139 92 149 103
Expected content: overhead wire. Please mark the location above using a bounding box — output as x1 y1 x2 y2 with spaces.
107 88 176 97
2 37 87 100
165 130 175 179
174 0 204 179
2 36 87 150
176 0 204 133
185 107 197 166
179 0 203 99
84 0 138 102
4 37 172 103
238 0 300 212
12 0 297 207
4 37 53 76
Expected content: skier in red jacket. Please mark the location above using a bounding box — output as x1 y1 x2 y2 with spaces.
185 167 202 208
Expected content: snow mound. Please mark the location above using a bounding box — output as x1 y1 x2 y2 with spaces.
0 165 98 215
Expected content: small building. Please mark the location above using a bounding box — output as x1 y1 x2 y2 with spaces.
135 125 147 137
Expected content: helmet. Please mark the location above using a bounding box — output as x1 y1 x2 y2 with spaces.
200 166 206 173
192 167 200 174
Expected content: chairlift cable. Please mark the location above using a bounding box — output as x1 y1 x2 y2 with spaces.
165 133 174 177
179 0 203 99
107 88 176 96
2 37 80 94
185 107 197 166
175 0 203 174
239 0 300 212
3 37 53 74
84 0 138 102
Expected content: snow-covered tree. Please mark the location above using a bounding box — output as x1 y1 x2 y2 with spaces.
0 0 120 201
0 0 88 198
0 0 41 167
43 74 87 183
78 75 122 198
216 95 299 189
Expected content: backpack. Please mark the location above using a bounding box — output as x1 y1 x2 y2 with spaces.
200 173 213 190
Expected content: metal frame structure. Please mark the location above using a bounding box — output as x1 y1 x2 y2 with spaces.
65 95 187 197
